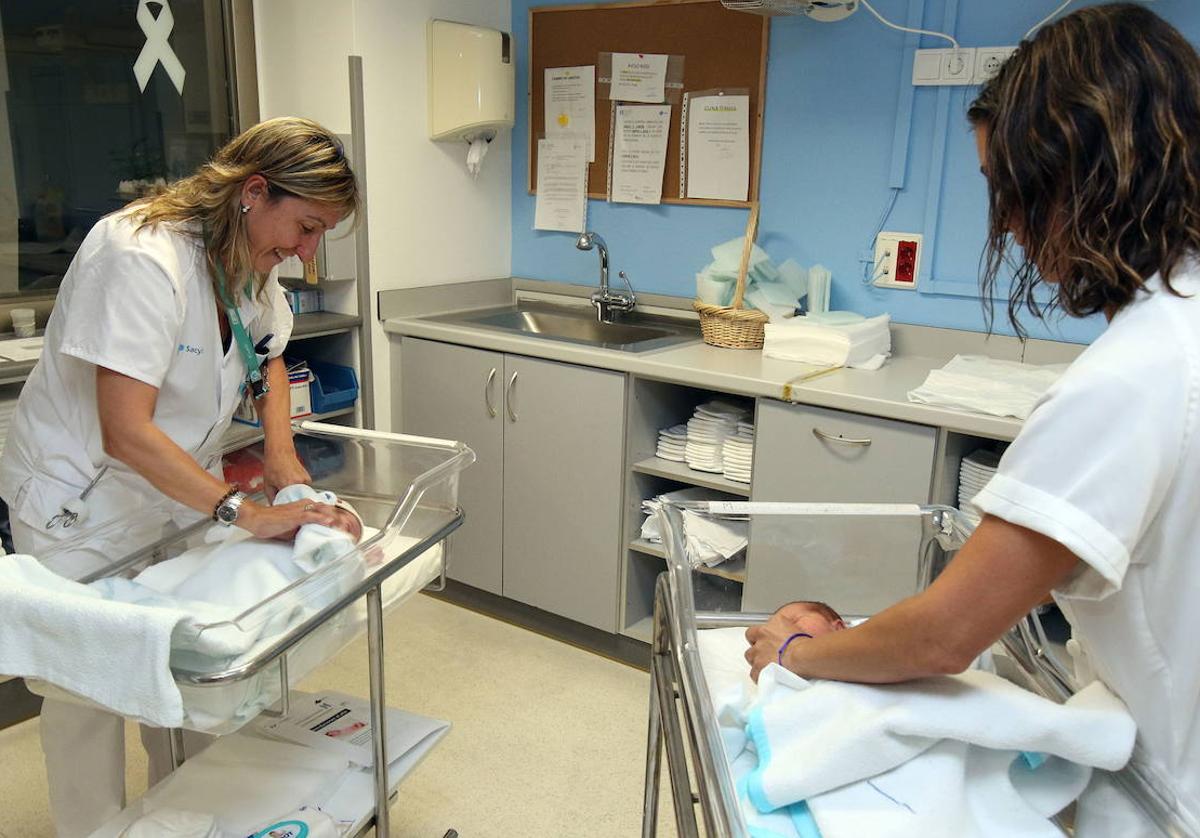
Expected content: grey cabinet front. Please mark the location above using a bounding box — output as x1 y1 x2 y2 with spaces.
401 338 505 594
501 355 625 632
745 400 937 615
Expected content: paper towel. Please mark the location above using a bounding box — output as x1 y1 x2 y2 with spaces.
467 137 490 177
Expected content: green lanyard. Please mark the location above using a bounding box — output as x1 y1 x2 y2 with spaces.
213 261 270 399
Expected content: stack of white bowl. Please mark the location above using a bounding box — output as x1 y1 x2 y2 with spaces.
957 448 1001 528
685 401 748 473
655 423 688 462
722 420 754 484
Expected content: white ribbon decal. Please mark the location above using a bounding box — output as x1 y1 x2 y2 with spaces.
133 0 186 95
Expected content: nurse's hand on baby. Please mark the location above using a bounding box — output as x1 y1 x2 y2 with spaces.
744 600 846 683
238 498 338 541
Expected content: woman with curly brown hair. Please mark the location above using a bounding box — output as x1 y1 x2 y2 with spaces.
0 116 359 836
747 4 1200 828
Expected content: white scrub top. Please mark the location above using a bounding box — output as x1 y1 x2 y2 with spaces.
973 264 1200 830
0 210 293 573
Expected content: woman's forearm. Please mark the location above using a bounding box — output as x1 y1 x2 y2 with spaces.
259 356 295 457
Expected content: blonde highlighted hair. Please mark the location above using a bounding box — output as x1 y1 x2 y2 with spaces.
129 117 359 298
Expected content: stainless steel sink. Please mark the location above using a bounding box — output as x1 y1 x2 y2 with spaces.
433 300 699 353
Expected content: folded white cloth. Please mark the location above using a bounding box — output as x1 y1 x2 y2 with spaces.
640 489 748 567
119 809 224 838
764 314 891 369
0 554 190 726
907 354 1067 420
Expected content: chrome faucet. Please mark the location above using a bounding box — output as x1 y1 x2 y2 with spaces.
575 231 636 323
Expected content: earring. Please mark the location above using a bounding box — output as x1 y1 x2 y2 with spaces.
240 204 250 214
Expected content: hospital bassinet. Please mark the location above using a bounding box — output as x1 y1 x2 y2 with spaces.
30 422 473 736
642 501 1191 838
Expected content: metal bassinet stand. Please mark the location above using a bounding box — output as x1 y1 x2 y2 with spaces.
641 500 1195 838
77 422 475 836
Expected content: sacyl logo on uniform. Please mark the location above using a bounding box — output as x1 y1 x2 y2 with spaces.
134 0 186 95
178 343 203 356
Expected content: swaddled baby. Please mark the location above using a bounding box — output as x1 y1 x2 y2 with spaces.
92 485 367 661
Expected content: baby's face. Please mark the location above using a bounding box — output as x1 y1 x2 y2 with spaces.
775 601 845 638
329 507 362 543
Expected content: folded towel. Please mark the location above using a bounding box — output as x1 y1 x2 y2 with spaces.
747 665 1134 808
0 554 189 726
764 314 891 369
907 354 1066 420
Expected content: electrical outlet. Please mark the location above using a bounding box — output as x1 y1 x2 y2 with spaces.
873 232 923 290
941 48 975 84
973 46 1017 84
912 48 976 86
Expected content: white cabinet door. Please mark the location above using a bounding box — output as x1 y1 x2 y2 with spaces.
744 399 937 615
400 338 505 594
501 355 626 631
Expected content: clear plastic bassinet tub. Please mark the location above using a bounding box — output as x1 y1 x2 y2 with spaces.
27 422 474 735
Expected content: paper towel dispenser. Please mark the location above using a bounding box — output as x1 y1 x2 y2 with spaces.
426 19 515 143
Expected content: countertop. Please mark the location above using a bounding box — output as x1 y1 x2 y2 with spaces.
383 314 1024 441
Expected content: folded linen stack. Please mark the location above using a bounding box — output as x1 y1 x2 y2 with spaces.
907 354 1066 420
762 313 891 370
686 401 750 473
639 488 748 568
958 448 1000 530
655 423 688 462
722 421 754 484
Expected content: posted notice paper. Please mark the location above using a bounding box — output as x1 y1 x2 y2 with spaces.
610 104 671 204
545 65 596 162
610 52 668 103
534 137 589 232
686 94 750 201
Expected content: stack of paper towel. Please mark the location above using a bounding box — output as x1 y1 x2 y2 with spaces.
957 448 1001 529
640 488 748 568
722 421 754 484
655 424 688 462
685 401 750 473
763 313 891 370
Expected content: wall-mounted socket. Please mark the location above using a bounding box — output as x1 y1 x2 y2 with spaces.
973 46 1017 84
873 232 923 290
912 48 976 86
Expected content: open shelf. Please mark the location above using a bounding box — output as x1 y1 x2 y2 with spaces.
222 406 355 451
629 539 747 583
631 456 751 497
622 616 653 644
291 312 362 340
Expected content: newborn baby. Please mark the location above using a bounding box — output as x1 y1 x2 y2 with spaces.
772 600 846 638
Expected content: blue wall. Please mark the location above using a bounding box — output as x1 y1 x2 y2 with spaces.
510 0 1199 343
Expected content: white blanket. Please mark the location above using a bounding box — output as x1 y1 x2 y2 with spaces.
0 491 369 728
698 628 1136 838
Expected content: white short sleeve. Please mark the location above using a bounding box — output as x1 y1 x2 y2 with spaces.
256 270 294 359
972 345 1189 600
57 239 184 388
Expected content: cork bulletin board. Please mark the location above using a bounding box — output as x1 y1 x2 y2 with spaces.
529 0 770 208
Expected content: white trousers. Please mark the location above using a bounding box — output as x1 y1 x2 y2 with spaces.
12 517 212 837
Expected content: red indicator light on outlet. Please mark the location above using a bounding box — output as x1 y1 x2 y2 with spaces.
895 240 918 284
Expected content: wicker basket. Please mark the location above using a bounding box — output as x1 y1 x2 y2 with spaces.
695 202 767 349
694 301 768 349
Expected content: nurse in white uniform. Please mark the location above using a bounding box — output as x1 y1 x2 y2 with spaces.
0 116 358 836
745 5 1200 832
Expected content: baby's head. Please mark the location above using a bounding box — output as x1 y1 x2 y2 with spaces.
774 600 845 638
328 501 363 543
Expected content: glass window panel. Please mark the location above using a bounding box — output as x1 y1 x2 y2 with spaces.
0 0 234 298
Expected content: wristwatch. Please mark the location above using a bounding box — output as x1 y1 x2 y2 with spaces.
213 489 247 525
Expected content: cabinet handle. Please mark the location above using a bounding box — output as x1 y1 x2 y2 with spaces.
484 367 498 418
505 371 519 422
812 427 872 447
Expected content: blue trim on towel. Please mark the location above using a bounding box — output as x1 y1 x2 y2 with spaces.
1019 751 1048 770
788 801 823 838
746 705 774 812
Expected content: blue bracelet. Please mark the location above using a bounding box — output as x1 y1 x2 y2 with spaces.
778 632 813 665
